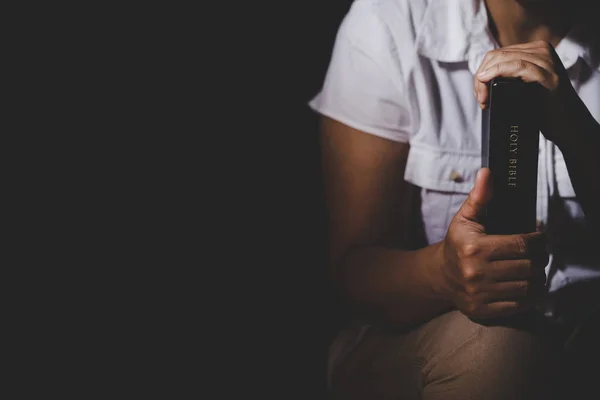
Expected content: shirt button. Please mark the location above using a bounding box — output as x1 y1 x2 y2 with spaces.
449 171 463 183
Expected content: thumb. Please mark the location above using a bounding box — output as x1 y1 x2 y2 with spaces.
456 168 493 223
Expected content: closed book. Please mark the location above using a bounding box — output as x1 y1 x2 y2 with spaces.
481 78 540 235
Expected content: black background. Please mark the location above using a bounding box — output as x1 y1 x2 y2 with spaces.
29 1 356 397
234 1 355 397
151 1 357 397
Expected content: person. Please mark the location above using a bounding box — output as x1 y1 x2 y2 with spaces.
308 0 600 398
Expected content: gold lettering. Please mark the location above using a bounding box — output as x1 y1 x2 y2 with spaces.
508 127 518 188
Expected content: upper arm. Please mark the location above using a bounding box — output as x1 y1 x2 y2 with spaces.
309 0 412 144
312 2 417 268
320 116 412 268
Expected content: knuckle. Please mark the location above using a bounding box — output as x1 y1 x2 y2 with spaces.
498 50 511 58
539 60 553 71
513 59 527 70
536 40 552 50
516 235 528 255
465 285 480 301
518 280 530 295
464 283 479 296
464 301 479 316
462 266 482 283
460 243 481 259
481 51 496 66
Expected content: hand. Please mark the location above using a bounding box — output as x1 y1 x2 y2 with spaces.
439 168 549 320
473 40 589 147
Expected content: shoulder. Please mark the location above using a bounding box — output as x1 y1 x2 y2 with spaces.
339 0 431 51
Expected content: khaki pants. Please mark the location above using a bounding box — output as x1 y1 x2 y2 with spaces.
330 311 566 400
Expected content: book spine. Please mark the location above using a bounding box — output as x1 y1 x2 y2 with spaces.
482 78 540 235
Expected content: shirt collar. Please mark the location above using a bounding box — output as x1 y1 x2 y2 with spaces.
556 23 599 71
415 0 600 73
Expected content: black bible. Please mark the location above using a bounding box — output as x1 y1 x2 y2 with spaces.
481 78 541 235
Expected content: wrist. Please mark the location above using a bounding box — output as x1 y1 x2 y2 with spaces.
556 113 600 157
551 89 598 152
425 241 451 303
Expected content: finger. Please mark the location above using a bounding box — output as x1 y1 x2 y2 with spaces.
474 50 514 107
473 48 552 108
474 79 489 108
475 40 554 78
474 51 495 107
454 168 493 223
473 53 496 107
477 42 553 74
484 253 549 278
485 259 538 281
482 231 548 260
471 301 524 319
481 280 530 301
477 60 554 89
501 40 554 51
477 48 527 76
479 279 546 302
471 261 547 301
477 51 553 77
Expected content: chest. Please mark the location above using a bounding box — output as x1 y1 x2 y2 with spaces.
403 59 600 244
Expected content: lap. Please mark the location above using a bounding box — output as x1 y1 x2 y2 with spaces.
330 310 562 400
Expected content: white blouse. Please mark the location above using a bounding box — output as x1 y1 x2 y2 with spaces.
309 0 600 319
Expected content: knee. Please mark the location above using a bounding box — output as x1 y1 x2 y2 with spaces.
423 311 560 399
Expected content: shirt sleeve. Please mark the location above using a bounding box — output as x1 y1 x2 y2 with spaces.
308 1 412 143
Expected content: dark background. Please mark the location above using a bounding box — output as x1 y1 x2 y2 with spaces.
129 0 359 397
238 1 355 397
260 1 354 396
57 1 357 397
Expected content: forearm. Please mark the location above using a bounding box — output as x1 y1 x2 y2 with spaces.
335 242 453 329
557 112 600 231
